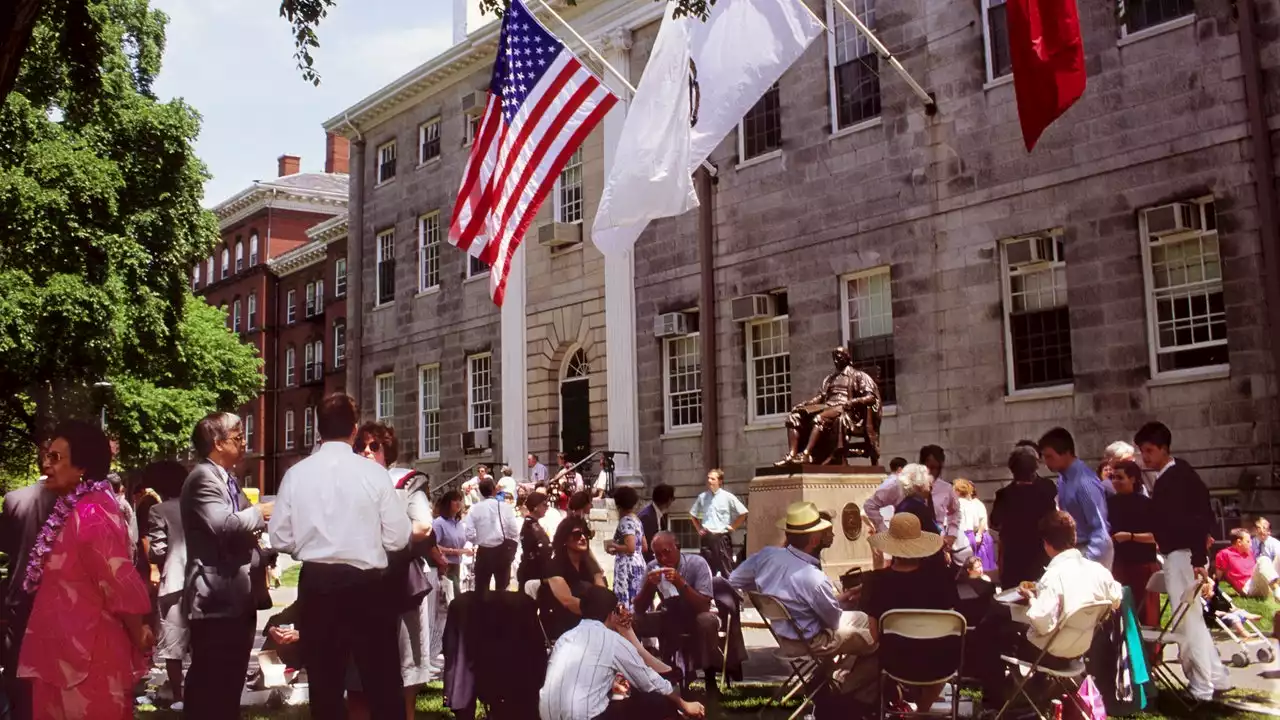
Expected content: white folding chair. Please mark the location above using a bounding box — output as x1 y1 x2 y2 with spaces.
878 609 968 720
995 600 1113 720
1139 570 1207 710
748 591 834 720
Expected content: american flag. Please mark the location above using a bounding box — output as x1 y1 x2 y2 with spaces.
448 0 618 305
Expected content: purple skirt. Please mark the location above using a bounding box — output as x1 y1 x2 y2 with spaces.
966 530 997 573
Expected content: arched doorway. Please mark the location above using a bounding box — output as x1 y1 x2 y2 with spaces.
560 349 591 463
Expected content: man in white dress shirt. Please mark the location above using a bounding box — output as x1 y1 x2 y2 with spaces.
539 585 705 720
268 394 411 720
464 477 522 591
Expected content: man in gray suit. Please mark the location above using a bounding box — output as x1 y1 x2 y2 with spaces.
180 412 272 719
0 475 56 720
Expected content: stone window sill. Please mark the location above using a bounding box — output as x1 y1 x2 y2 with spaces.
1146 364 1229 388
1117 15 1195 47
830 116 882 141
1004 385 1074 404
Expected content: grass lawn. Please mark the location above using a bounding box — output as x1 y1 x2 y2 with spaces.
278 564 301 588
1160 586 1277 635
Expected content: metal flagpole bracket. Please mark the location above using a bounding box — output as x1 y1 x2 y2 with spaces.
830 0 937 115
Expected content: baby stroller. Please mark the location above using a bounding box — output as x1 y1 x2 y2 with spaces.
1202 582 1275 667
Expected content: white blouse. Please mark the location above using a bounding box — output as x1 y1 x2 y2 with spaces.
958 497 988 533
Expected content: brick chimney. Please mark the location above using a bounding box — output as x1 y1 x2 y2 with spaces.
325 132 350 175
277 154 301 177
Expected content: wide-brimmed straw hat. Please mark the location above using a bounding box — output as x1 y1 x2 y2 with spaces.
776 502 833 534
867 513 943 558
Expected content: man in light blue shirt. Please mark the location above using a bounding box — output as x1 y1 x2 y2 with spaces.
689 469 748 578
1039 427 1113 568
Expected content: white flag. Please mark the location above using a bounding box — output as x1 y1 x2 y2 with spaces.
592 0 824 257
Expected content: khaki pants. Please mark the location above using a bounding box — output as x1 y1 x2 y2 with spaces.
777 611 875 683
1243 557 1280 601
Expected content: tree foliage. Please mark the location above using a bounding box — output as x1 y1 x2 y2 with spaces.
0 0 262 483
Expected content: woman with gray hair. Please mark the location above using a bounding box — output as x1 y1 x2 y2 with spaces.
1099 441 1139 495
893 464 941 535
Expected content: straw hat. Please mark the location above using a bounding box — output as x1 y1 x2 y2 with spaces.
867 513 943 558
775 502 833 534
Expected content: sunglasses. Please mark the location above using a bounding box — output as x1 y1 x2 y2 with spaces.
356 440 382 454
569 530 588 540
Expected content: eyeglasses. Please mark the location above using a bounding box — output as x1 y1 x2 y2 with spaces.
569 530 588 540
356 440 382 454
42 451 65 464
224 434 245 446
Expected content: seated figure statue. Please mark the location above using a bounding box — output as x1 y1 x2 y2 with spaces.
777 346 882 467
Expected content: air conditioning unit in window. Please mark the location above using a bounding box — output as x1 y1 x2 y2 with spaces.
1144 203 1198 238
731 294 778 323
462 429 490 452
1004 234 1055 267
653 312 690 338
538 221 582 248
461 91 485 117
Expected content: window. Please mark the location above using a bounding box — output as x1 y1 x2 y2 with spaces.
285 346 296 387
314 340 324 378
464 114 481 147
841 268 897 404
206 256 214 280
335 258 347 298
303 407 315 448
554 147 584 224
669 516 702 553
827 0 881 130
317 279 325 310
247 292 257 331
1140 198 1227 375
304 342 315 383
467 354 492 431
220 248 229 279
286 290 297 324
232 299 241 333
983 0 1012 81
192 265 200 290
739 83 782 161
305 282 317 318
234 241 244 273
747 317 791 423
377 230 396 305
419 213 441 291
419 119 441 163
1001 232 1073 391
284 410 295 450
1123 0 1195 34
244 413 255 453
334 322 346 368
376 373 395 427
249 233 259 266
419 364 441 457
377 140 397 184
469 255 490 278
664 334 702 430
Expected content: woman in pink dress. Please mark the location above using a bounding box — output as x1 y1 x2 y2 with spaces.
18 420 154 719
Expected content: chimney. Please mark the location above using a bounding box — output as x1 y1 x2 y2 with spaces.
277 154 301 177
325 132 350 175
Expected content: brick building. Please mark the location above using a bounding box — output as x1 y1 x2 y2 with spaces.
196 136 349 492
325 0 1280 527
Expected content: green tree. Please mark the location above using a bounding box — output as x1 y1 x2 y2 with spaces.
0 0 262 483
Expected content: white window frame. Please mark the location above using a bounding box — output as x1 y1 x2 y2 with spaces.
192 265 200 290
304 342 315 383
825 0 880 132
377 140 397 185
244 413 254 453
247 292 257 331
249 233 259 266
419 118 442 164
419 364 441 459
999 230 1074 394
1119 0 1196 37
284 410 295 450
467 353 492 432
663 333 702 433
376 229 396 306
419 212 441 292
232 299 241 332
335 258 347 297
839 265 896 406
1139 196 1228 379
467 254 490 279
737 83 782 162
376 372 395 427
334 322 346 368
316 279 325 310
981 0 1012 83
220 248 229 279
285 346 296 387
305 282 317 318
314 340 324 378
553 146 584 224
286 290 297 324
234 242 244 273
303 407 315 448
464 114 481 147
206 256 214 280
746 316 791 425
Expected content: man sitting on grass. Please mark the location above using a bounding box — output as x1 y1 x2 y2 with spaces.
1215 528 1280 602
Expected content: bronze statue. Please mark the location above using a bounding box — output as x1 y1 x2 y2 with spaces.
777 346 882 467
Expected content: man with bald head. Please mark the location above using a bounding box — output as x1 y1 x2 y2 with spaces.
632 532 722 691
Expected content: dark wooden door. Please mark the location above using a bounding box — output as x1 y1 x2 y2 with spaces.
560 380 590 463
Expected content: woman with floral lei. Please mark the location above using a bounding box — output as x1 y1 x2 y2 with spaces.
17 420 154 718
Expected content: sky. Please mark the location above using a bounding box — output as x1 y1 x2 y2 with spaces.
150 0 489 205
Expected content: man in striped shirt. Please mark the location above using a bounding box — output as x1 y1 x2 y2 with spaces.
539 586 705 720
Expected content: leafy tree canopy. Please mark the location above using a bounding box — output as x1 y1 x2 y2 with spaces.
0 0 261 485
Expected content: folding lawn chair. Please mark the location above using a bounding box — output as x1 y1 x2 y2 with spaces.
1139 571 1208 711
878 609 968 720
994 600 1113 720
748 591 836 720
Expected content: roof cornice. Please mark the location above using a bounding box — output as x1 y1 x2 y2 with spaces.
213 179 349 230
268 240 328 278
307 212 349 245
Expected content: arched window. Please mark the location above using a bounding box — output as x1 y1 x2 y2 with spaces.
249 233 260 265
220 248 229 279
566 349 590 379
234 241 244 273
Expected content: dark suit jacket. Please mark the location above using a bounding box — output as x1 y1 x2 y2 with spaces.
180 460 264 620
637 503 667 563
0 482 57 667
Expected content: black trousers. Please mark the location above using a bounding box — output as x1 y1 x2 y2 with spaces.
2 603 33 720
699 533 734 578
475 545 513 592
185 612 256 720
299 563 402 720
592 691 679 720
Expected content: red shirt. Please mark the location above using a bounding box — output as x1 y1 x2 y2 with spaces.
1214 544 1256 592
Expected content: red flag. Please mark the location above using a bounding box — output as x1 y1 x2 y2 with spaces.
1007 0 1087 151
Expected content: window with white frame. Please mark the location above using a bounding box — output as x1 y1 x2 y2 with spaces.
335 258 347 297
464 114 481 146
827 0 881 130
305 282 317 317
1001 232 1073 391
377 230 396 305
247 292 257 331
739 84 782 161
206 256 214 280
841 268 897 404
467 354 492 431
377 140 397 184
317 279 325 309
249 233 259 265
303 407 315 448
419 212 441 291
284 410 295 450
304 342 316 383
1123 0 1195 34
419 118 441 163
285 346 296 387
220 248 230 279
419 364 441 457
286 289 297 324
376 373 395 427
983 0 1012 81
192 265 200 290
664 334 702 430
244 413 255 453
468 254 490 278
314 340 324 377
334 321 346 368
554 147 584 224
234 241 244 273
232 299 241 332
1141 198 1228 375
747 317 791 423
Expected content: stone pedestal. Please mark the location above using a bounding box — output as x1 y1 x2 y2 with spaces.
747 466 886 584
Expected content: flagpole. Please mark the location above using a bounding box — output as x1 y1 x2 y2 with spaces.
830 0 936 114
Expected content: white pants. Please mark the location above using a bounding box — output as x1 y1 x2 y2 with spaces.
1165 550 1230 700
1243 557 1280 601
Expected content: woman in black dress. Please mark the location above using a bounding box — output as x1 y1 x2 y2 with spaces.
538 516 606 641
517 491 554 588
990 446 1058 588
